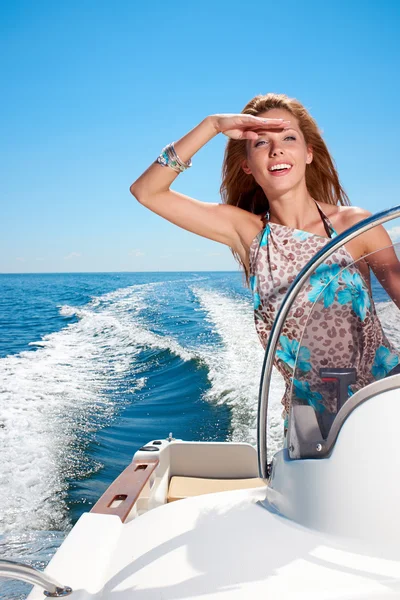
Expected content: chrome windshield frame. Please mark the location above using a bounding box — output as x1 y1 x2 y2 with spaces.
257 204 400 478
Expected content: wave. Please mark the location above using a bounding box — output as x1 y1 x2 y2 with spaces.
191 287 285 453
0 283 194 535
376 300 400 348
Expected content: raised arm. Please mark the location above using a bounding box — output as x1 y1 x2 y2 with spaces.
129 114 290 249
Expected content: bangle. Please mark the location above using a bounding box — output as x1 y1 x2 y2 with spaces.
156 142 192 173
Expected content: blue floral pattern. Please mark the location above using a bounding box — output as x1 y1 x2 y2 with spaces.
276 336 311 372
293 230 312 241
250 275 261 310
337 270 371 322
308 263 341 308
293 379 325 413
371 346 399 379
260 224 270 247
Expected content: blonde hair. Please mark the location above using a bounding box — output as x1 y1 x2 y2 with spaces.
220 93 350 280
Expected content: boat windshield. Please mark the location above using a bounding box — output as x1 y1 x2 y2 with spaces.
286 236 400 459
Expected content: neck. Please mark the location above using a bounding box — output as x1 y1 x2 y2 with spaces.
267 185 318 229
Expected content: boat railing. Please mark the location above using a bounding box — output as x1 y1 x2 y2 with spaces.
257 204 400 478
0 559 72 597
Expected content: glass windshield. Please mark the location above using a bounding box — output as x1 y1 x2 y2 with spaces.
286 235 400 458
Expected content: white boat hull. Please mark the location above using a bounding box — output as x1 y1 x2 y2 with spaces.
28 484 400 599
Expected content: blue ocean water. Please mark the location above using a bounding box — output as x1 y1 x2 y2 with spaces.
0 270 395 599
0 271 269 599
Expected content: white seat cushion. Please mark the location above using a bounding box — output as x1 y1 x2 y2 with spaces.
167 476 266 502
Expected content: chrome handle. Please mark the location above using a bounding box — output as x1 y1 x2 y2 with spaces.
0 559 72 597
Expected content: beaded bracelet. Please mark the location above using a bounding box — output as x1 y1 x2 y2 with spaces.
156 142 192 173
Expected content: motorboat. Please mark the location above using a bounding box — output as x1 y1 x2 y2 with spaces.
2 206 400 598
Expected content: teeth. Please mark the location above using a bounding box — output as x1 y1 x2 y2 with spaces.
269 163 292 171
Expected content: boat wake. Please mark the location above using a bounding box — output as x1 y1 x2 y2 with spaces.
191 287 285 453
0 283 193 536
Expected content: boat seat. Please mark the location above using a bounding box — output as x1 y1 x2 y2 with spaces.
167 475 266 502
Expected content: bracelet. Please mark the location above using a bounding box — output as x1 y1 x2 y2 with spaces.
156 142 192 173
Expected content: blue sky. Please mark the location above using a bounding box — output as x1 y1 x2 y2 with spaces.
1 0 400 273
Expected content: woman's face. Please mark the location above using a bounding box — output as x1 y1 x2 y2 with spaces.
242 108 313 197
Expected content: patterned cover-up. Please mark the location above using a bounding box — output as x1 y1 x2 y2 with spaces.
249 202 400 424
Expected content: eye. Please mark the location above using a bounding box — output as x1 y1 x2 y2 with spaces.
284 135 296 141
255 139 268 147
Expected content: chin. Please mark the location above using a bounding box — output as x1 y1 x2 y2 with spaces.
270 176 303 194
267 182 295 195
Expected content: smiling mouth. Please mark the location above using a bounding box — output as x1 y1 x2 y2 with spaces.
268 163 293 176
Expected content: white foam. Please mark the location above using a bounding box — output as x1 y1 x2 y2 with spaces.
191 287 285 454
376 300 400 349
58 305 78 317
0 283 194 534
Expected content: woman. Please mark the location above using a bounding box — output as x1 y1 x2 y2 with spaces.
130 93 400 429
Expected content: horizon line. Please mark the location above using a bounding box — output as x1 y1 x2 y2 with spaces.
0 269 242 276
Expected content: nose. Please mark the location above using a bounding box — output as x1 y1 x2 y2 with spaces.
269 141 284 157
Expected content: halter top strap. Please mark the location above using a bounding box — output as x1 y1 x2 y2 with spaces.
314 201 338 239
262 200 338 240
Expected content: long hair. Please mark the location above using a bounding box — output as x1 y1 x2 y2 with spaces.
220 93 350 281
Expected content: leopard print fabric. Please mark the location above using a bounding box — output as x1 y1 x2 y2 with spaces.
249 204 399 421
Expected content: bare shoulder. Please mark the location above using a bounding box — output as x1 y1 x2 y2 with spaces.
215 203 265 263
217 202 264 235
320 203 372 234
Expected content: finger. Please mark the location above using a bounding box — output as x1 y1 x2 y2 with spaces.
241 131 259 140
241 115 291 125
260 119 291 127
